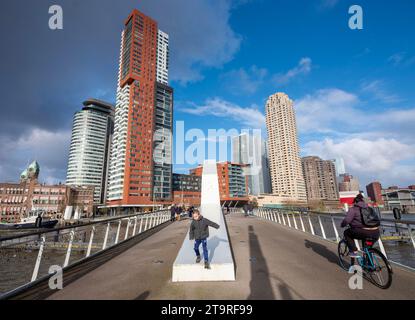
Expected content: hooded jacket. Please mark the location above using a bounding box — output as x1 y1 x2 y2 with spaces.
189 216 220 240
341 201 368 229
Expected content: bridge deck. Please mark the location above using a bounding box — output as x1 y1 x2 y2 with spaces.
49 214 415 300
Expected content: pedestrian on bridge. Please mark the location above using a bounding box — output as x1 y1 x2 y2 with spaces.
170 204 176 222
189 210 220 270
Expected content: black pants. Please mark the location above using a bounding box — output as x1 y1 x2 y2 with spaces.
170 214 175 222
344 228 380 251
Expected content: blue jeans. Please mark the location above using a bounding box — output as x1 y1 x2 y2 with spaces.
194 238 209 262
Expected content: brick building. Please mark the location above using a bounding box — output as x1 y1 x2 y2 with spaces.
0 161 94 223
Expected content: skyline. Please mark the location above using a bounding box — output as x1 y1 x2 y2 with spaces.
0 0 415 189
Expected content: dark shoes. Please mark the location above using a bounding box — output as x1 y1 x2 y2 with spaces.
196 256 201 263
204 262 211 269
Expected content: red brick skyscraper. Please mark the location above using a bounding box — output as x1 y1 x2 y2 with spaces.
107 9 173 208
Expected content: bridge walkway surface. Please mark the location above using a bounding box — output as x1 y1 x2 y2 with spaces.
49 214 415 300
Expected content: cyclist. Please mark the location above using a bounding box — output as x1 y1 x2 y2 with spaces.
340 194 380 258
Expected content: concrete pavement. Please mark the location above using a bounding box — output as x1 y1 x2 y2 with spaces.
49 214 415 300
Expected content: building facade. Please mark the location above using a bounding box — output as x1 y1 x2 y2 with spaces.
0 162 94 223
366 181 384 205
382 187 415 213
301 156 339 201
66 99 114 204
190 162 249 206
107 9 173 208
232 133 271 196
338 173 360 192
265 93 307 203
172 173 201 206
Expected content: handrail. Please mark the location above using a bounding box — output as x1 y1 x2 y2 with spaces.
0 209 172 296
254 207 415 270
0 210 165 242
265 207 415 225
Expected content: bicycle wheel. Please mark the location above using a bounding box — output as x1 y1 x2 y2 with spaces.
338 239 352 271
365 248 393 289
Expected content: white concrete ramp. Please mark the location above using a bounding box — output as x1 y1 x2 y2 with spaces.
172 160 236 282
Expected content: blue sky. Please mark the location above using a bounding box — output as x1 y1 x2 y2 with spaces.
0 0 414 189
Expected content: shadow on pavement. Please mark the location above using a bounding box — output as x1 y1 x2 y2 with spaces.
135 290 150 300
304 239 339 266
247 225 276 299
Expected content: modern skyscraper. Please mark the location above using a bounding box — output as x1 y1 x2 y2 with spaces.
107 9 173 207
66 99 114 204
333 157 346 177
265 93 307 202
232 133 271 195
302 156 339 201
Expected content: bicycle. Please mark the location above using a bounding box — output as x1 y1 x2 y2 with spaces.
338 232 393 289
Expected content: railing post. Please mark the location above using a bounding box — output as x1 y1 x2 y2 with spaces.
308 213 315 235
331 215 340 242
407 224 415 250
299 213 305 232
293 213 298 230
139 217 144 234
102 222 110 250
281 212 286 226
86 226 95 258
377 238 387 258
132 217 138 236
63 230 75 268
287 213 292 228
31 235 46 282
144 215 149 231
318 215 327 239
124 218 131 240
277 211 281 224
115 220 122 244
272 212 277 223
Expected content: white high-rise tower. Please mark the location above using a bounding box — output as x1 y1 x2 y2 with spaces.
265 93 307 202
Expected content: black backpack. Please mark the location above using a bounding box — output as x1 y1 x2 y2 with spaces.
360 206 381 227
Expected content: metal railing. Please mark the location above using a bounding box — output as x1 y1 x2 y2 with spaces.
0 210 171 295
253 207 415 270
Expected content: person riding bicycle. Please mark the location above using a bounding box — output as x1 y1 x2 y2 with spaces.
340 194 380 258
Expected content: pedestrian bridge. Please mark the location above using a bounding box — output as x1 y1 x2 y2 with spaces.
2 210 415 300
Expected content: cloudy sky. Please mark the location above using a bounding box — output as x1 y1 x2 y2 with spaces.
0 0 414 190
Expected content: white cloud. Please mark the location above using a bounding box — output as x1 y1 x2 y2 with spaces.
303 138 415 187
387 52 415 67
294 86 415 187
273 57 312 85
220 65 268 95
360 80 401 104
295 88 361 133
0 128 71 183
180 98 266 129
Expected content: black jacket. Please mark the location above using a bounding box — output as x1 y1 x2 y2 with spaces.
189 217 220 240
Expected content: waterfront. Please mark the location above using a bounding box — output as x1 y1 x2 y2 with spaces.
1 212 415 296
